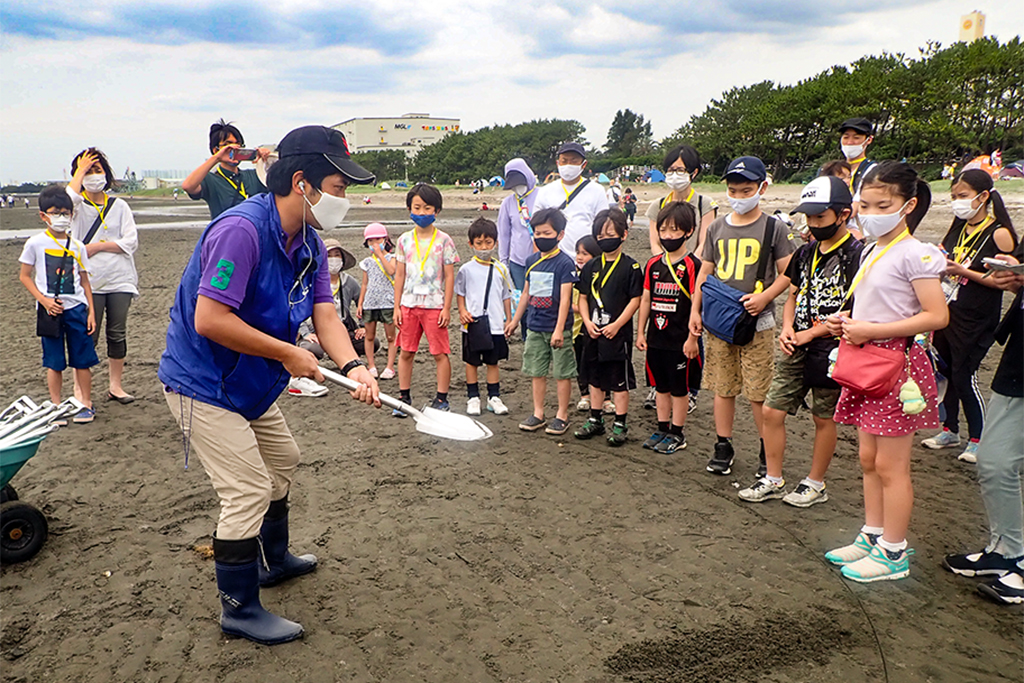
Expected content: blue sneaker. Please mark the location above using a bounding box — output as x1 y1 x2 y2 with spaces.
392 407 408 418
72 407 96 424
429 397 450 412
841 545 913 583
922 429 960 450
642 431 668 450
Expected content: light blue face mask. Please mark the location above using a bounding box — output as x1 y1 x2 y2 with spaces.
410 213 436 228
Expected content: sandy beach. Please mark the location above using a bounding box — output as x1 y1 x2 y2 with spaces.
1 183 1022 682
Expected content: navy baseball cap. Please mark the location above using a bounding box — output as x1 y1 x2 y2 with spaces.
791 175 853 215
556 142 586 159
839 117 874 136
723 156 767 182
277 125 375 184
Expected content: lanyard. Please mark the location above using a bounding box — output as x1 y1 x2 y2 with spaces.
83 193 111 235
952 215 993 263
372 254 394 284
45 229 85 270
660 187 694 210
841 228 910 307
810 232 852 276
331 278 341 299
475 257 513 288
412 228 438 274
525 250 557 279
591 252 621 309
516 188 534 230
217 167 248 199
662 253 691 299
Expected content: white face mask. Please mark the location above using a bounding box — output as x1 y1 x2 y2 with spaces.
665 171 691 192
514 185 528 196
951 197 983 221
83 174 107 192
841 144 865 161
857 200 910 238
327 257 345 274
304 186 351 230
727 186 763 215
558 164 583 183
47 215 71 232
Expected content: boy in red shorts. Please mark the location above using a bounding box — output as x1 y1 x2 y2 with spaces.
393 184 460 413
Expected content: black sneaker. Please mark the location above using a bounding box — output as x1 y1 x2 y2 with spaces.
978 569 1024 605
944 551 1024 577
706 441 735 476
688 394 697 414
574 417 605 440
756 449 767 479
654 432 686 454
429 397 450 412
642 431 668 450
643 388 657 410
607 421 628 447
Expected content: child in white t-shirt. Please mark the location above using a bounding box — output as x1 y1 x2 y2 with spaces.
455 218 512 416
18 185 99 423
356 222 398 380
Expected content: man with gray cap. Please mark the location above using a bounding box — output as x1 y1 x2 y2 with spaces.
532 142 609 256
738 175 864 507
159 125 379 645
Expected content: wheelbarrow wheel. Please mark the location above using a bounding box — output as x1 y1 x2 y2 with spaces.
1 501 48 564
0 485 16 504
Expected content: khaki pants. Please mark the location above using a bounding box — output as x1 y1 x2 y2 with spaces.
164 391 300 539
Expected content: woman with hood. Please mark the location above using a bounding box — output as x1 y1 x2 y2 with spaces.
497 158 539 292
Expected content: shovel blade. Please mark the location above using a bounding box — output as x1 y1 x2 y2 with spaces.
414 407 493 441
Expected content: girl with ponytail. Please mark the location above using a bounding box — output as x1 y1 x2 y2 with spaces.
923 169 1019 462
823 161 949 583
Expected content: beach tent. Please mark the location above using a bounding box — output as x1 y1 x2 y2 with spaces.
395 181 408 188
597 173 610 184
999 162 1024 179
644 169 666 183
380 182 392 189
489 176 504 187
963 154 1001 179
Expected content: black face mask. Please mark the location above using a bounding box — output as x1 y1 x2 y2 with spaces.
534 236 559 253
597 236 623 253
659 236 687 253
809 222 841 242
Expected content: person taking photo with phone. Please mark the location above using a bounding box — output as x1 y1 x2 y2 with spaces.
182 119 271 219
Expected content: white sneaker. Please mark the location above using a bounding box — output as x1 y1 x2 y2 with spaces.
288 376 328 397
466 396 482 415
738 478 786 502
487 396 509 415
957 441 980 463
368 367 379 379
922 430 961 450
577 396 591 412
783 481 829 508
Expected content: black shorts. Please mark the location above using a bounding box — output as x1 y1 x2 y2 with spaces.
645 348 690 397
461 332 510 367
583 338 636 393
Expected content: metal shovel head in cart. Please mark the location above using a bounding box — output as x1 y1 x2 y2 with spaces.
319 367 493 442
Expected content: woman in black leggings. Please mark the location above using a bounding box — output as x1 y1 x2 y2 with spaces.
923 169 1018 462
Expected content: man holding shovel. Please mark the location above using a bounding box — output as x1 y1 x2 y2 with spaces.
159 125 380 645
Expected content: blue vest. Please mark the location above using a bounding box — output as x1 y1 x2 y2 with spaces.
158 193 322 420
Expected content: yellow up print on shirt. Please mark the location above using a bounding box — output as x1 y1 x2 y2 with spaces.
715 238 761 280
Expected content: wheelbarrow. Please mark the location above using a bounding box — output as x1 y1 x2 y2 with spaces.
0 396 83 564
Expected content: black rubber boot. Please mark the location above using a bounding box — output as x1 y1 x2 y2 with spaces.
258 496 318 588
214 536 304 645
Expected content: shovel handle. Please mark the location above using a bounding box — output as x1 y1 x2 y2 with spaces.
318 367 417 416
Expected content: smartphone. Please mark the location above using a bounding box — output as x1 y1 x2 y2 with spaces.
229 148 258 162
982 257 1024 274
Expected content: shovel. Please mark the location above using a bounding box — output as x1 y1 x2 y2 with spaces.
319 367 493 442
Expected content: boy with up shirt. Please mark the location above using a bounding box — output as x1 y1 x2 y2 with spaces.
636 201 703 454
505 208 578 435
738 176 863 506
691 156 796 476
19 185 99 422
393 184 460 413
455 217 512 416
575 208 644 446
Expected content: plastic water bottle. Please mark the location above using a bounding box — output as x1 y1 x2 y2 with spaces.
827 347 839 378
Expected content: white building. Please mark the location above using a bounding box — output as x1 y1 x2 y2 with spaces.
332 113 460 156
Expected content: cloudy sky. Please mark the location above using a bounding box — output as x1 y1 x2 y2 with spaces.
1 0 1020 183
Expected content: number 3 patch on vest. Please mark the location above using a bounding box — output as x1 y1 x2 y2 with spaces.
211 259 235 290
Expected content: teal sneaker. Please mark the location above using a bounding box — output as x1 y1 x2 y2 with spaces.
574 417 605 440
841 544 913 583
825 532 877 566
957 441 980 463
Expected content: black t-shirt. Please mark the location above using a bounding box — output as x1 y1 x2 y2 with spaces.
941 218 1016 332
992 243 1024 398
643 252 700 349
786 234 864 332
580 252 644 338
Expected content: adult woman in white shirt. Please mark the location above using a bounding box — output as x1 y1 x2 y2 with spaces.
68 149 139 403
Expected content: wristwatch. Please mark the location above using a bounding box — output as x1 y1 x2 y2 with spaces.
340 359 367 377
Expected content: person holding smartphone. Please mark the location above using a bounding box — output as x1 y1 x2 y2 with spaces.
181 119 271 219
